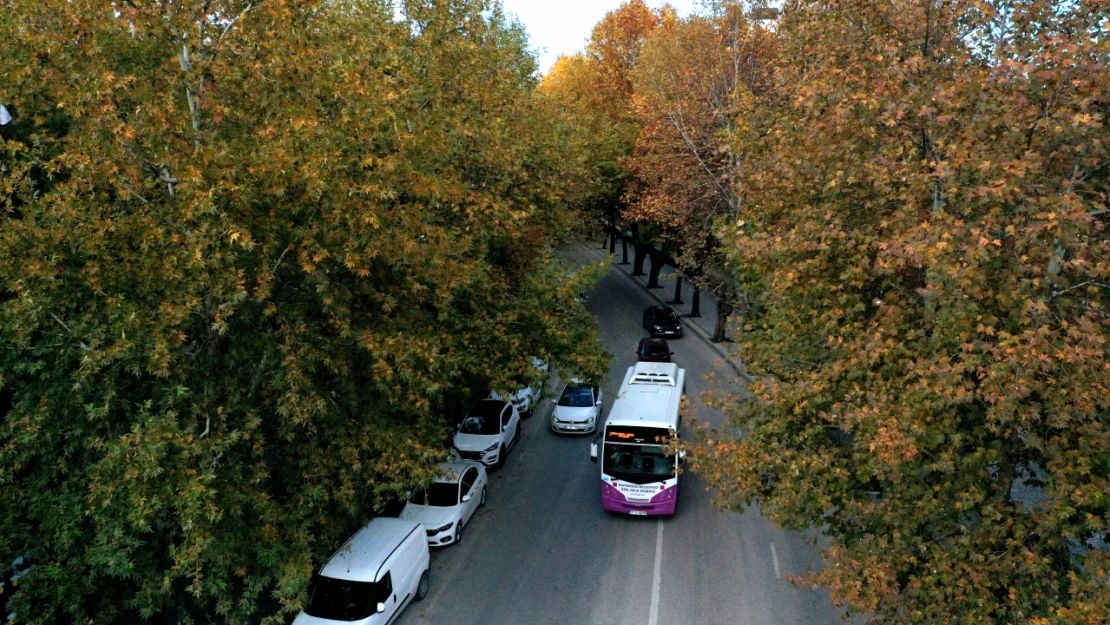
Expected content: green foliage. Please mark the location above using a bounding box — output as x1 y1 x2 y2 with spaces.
0 1 607 623
694 0 1110 623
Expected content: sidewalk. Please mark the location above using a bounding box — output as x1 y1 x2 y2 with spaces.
571 239 754 384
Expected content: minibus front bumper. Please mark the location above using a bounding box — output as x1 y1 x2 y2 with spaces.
601 483 677 515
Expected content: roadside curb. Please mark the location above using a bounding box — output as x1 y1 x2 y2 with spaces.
576 242 754 385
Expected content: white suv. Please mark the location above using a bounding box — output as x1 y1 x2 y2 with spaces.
452 399 520 467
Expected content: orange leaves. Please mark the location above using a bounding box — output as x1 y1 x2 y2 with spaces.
687 0 1110 621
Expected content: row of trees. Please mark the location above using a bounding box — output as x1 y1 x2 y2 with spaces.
544 0 776 343
553 0 1108 623
0 1 608 624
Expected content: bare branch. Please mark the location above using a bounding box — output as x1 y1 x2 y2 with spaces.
204 2 257 71
50 313 91 351
1051 281 1110 299
665 112 736 212
272 245 293 273
121 182 149 204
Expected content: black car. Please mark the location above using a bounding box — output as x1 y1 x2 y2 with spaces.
636 337 673 362
643 305 682 338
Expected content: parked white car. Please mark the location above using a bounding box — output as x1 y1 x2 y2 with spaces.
551 379 603 434
293 518 429 625
452 399 520 467
488 357 549 417
400 461 487 547
488 384 541 417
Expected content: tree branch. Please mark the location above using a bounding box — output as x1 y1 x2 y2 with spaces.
1051 281 1110 299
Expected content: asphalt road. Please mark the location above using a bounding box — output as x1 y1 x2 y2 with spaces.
396 251 849 625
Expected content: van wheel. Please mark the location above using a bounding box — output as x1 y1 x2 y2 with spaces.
415 570 429 601
480 486 487 507
454 524 463 545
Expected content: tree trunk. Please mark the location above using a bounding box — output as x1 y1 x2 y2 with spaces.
608 212 617 254
690 288 701 317
632 244 648 276
671 275 683 304
711 298 733 343
646 243 667 288
620 237 629 265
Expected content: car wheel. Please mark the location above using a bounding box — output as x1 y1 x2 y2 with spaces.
480 486 487 507
415 570 430 601
513 423 521 445
454 524 463 545
496 443 507 468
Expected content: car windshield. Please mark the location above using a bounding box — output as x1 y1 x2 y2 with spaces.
304 575 383 621
558 385 595 408
410 482 458 507
642 343 668 357
459 415 499 435
654 310 677 322
602 444 675 484
459 400 504 434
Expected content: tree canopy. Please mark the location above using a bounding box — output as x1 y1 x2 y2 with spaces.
625 4 777 340
694 0 1110 623
0 1 607 623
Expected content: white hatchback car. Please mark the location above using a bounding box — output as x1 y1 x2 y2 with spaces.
452 399 520 467
400 461 487 547
551 380 603 434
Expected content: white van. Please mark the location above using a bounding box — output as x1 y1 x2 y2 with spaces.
293 518 430 625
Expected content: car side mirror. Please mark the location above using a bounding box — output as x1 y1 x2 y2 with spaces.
376 602 386 614
462 492 473 503
590 442 598 463
596 400 603 406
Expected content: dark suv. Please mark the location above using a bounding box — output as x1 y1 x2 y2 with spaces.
636 337 673 362
643 305 682 338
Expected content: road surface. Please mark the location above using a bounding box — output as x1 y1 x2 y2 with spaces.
396 249 849 625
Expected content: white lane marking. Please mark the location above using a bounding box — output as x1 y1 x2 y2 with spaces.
648 519 664 625
770 542 781 579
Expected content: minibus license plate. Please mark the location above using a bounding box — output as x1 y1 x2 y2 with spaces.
629 511 647 516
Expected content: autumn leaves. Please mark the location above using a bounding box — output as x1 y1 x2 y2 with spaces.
691 1 1107 623
553 0 1108 622
0 2 608 624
